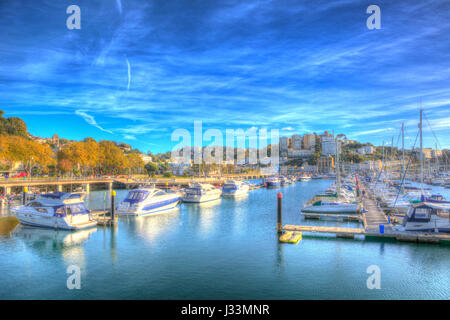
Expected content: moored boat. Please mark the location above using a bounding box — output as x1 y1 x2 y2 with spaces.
266 177 281 188
222 180 250 197
301 200 360 213
403 201 450 232
183 183 222 203
11 192 97 230
117 187 181 216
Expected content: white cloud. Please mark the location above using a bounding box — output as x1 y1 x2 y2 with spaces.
75 110 113 134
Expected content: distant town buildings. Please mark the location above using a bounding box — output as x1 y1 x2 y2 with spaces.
140 154 153 163
279 137 290 157
358 145 375 155
28 133 61 148
302 134 315 150
118 143 132 153
291 134 302 150
413 148 442 159
321 135 336 156
318 155 334 173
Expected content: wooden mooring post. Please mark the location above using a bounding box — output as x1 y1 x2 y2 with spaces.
277 192 282 234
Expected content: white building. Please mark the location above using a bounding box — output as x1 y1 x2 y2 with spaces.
321 136 336 156
140 154 153 163
170 161 191 175
357 146 375 155
288 149 313 158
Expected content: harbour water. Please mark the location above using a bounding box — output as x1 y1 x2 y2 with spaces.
0 180 449 299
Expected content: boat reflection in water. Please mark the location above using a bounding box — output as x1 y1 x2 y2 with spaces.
12 225 97 267
185 198 222 237
122 207 181 244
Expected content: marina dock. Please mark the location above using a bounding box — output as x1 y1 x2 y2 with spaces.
283 190 450 245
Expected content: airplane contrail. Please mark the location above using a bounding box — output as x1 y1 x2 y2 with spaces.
116 0 122 15
126 58 131 90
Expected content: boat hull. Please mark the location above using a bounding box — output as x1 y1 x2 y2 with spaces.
13 211 96 230
183 193 221 203
118 197 180 217
301 204 360 214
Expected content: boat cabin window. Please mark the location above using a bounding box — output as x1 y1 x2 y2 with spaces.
55 206 64 214
36 208 48 213
27 202 43 207
126 191 147 200
414 207 431 219
70 203 87 214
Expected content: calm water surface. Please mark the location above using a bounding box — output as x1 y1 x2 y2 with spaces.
0 180 449 299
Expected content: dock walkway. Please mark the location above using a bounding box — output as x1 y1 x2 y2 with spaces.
362 197 391 231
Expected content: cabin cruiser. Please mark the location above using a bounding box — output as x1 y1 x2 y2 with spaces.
117 187 181 216
403 201 450 232
266 177 281 188
183 183 222 203
298 174 311 182
11 192 97 230
222 180 250 197
301 200 360 214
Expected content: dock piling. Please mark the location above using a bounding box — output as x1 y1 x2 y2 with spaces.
111 190 116 222
277 192 282 234
22 187 28 205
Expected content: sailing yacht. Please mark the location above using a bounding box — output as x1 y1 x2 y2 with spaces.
301 200 360 213
403 201 450 232
301 136 361 214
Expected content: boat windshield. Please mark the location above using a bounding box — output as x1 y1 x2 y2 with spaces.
126 191 148 201
186 188 202 195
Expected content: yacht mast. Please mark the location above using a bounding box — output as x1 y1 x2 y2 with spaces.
335 138 341 198
401 123 405 175
419 108 424 194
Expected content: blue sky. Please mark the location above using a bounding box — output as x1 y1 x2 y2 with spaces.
1 0 449 153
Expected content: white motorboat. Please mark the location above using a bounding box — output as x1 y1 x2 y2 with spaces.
183 183 222 203
11 192 97 230
301 200 360 214
298 174 311 182
117 187 181 216
265 177 281 188
403 201 450 232
222 180 250 197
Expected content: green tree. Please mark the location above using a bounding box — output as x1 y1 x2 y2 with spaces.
144 162 158 176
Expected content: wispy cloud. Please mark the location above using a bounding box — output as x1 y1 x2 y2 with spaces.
0 0 449 151
75 110 113 134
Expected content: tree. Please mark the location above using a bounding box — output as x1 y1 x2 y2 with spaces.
0 111 28 137
126 153 145 174
144 162 158 177
0 134 55 175
97 140 129 174
57 158 74 174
